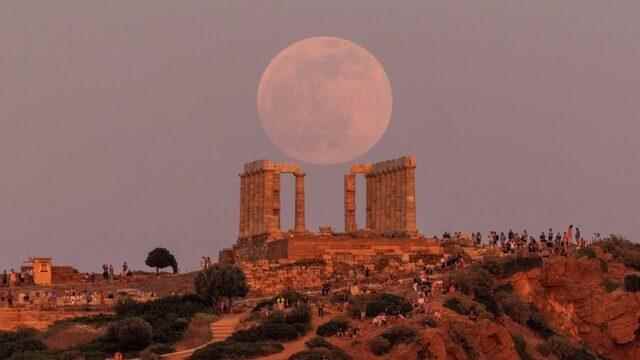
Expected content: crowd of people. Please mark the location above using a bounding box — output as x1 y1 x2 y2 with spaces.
441 225 599 257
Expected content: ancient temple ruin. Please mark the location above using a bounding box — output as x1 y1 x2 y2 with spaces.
221 155 440 263
345 155 417 236
238 160 306 240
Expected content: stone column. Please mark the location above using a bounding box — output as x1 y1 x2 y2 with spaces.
273 172 281 232
405 166 417 235
239 174 247 238
398 169 406 233
247 173 254 237
344 174 356 233
294 173 306 233
263 170 275 236
256 171 264 235
366 174 374 231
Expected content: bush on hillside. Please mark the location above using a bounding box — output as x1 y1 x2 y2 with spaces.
624 274 640 292
495 291 532 324
230 323 299 343
316 318 350 337
0 328 47 360
111 317 153 351
448 324 478 360
368 336 392 356
363 293 412 317
602 279 620 293
526 310 555 339
194 264 249 308
380 326 417 346
7 351 55 360
449 266 500 316
289 337 352 360
443 296 488 319
482 256 543 278
190 341 284 360
540 336 598 360
576 247 597 259
595 235 640 271
512 334 533 360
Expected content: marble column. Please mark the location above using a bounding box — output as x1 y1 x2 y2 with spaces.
273 172 281 232
263 170 276 235
247 173 254 237
405 166 417 235
239 174 247 238
366 174 374 231
344 174 356 233
294 173 306 233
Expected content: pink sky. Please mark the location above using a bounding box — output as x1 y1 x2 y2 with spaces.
1 1 639 271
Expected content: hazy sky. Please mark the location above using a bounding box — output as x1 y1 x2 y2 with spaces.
2 1 639 272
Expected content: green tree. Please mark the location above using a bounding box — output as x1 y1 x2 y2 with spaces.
145 248 178 274
194 264 249 311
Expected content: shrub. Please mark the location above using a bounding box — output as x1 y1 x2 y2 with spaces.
542 336 598 360
114 317 153 351
443 296 487 319
289 349 332 360
230 323 299 343
316 318 350 337
496 292 531 324
482 256 542 277
380 326 416 346
365 293 412 317
448 324 478 360
7 351 55 360
602 279 620 293
526 310 555 339
511 334 532 360
286 305 312 327
595 235 640 271
576 247 596 259
624 274 640 292
190 341 284 360
194 264 249 307
368 336 392 356
305 337 333 349
422 316 438 328
0 328 47 360
296 337 352 360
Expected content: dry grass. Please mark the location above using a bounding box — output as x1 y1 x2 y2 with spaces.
173 313 217 351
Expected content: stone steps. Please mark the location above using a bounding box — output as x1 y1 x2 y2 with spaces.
210 316 240 343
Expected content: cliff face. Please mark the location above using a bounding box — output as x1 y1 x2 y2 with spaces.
510 250 640 359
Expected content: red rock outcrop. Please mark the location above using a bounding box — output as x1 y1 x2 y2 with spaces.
510 254 640 359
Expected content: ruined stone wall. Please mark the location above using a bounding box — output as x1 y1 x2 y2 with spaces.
228 233 442 263
0 308 109 331
240 251 442 296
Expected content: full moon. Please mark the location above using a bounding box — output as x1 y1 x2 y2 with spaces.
257 37 392 164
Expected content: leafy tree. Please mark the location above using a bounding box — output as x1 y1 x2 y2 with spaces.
145 248 178 274
194 264 249 310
